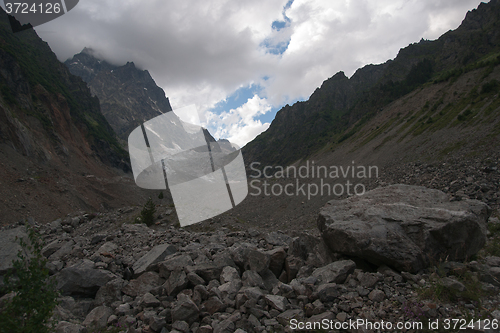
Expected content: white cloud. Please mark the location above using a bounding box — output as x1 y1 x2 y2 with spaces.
34 0 486 146
206 95 272 147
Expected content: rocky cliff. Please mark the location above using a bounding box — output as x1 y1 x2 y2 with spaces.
65 49 173 141
0 11 149 225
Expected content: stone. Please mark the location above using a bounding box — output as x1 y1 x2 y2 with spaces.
441 277 466 292
218 279 242 297
94 278 125 306
139 292 161 307
312 260 356 284
55 321 87 333
150 316 166 331
260 268 280 291
0 227 29 275
158 254 193 279
265 232 293 246
358 272 380 288
264 294 287 312
267 247 286 278
187 272 205 286
230 246 270 273
82 305 113 330
122 271 163 297
132 243 177 277
172 320 190 332
187 263 223 283
285 255 304 282
42 239 64 258
197 325 213 333
220 266 240 284
164 269 189 296
171 294 200 325
318 185 490 272
368 289 385 302
276 309 303 326
202 296 224 314
317 283 339 302
242 270 265 288
55 259 117 297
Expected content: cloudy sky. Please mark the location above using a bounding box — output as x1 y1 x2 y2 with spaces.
28 0 486 147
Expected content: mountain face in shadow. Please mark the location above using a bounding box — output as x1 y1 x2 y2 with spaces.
65 49 173 141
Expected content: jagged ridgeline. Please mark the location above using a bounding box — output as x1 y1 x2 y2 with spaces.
243 0 500 166
65 48 173 141
0 9 127 169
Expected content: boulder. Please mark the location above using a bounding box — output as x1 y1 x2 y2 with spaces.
82 305 113 329
94 278 125 306
55 321 87 333
55 259 117 296
0 227 29 275
132 243 177 277
312 260 356 284
171 294 199 325
122 271 164 297
318 185 490 272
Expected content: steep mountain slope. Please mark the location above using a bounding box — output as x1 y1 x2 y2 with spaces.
65 49 173 140
211 0 500 234
0 11 149 225
243 0 500 167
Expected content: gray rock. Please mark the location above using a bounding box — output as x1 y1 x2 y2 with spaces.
55 321 87 333
265 232 293 246
202 296 224 314
187 263 224 283
158 254 193 279
164 269 189 296
132 243 177 277
368 289 385 302
94 278 125 306
441 277 466 292
358 272 380 288
230 246 270 273
197 325 214 333
312 260 356 284
267 247 286 278
42 239 64 258
317 283 339 302
172 320 190 332
276 309 303 326
264 294 287 312
82 305 112 329
0 227 29 275
139 292 161 307
171 294 199 325
318 184 490 272
187 272 205 286
55 259 117 297
220 266 240 284
122 271 163 297
242 270 265 289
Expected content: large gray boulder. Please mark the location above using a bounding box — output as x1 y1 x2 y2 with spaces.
55 259 117 296
0 227 29 275
318 184 490 273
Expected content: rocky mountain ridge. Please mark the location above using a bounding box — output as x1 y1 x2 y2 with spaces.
243 0 500 167
0 11 150 225
65 49 173 141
